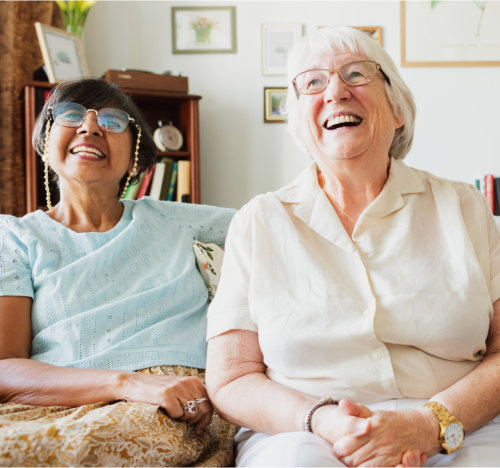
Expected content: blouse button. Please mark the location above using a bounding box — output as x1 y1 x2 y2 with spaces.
372 349 384 360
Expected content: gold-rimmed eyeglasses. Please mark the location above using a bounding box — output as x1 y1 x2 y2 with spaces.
48 102 137 134
292 60 391 98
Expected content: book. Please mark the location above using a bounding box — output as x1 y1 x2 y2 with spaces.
159 158 174 200
177 160 191 203
136 164 155 199
485 174 495 214
494 178 500 216
123 171 145 200
167 162 178 201
149 160 167 200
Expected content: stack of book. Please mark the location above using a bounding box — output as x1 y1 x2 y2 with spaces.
123 158 191 202
476 174 500 215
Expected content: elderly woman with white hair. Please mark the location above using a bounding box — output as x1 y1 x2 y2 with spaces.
205 26 500 467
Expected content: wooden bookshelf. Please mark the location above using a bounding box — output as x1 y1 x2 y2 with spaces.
23 81 201 213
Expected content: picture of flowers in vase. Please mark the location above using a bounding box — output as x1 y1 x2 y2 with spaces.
172 6 236 54
190 17 218 44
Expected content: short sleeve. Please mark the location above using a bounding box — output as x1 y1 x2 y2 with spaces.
458 183 500 305
206 204 257 339
485 202 500 303
0 222 33 298
142 198 235 248
191 204 235 247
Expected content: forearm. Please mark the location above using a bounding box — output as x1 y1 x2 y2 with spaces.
208 369 317 434
0 358 127 407
429 352 500 433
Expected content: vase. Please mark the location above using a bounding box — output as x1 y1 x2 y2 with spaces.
194 26 212 44
66 23 84 39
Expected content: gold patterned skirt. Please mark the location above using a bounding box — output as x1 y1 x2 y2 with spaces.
0 366 238 467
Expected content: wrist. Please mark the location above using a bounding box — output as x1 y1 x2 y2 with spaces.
416 406 443 456
113 370 134 401
310 403 337 436
303 396 339 433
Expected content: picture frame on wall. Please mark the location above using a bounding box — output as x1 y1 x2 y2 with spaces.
171 6 237 54
262 24 303 75
34 22 89 83
401 0 500 66
264 87 288 123
353 26 383 46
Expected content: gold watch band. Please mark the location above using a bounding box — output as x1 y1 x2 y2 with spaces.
423 401 465 454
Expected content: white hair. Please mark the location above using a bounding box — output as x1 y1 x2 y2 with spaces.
286 27 416 160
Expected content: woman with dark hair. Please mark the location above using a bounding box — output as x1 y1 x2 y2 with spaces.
0 79 236 466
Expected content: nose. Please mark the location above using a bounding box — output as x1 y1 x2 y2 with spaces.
76 110 104 136
323 70 351 103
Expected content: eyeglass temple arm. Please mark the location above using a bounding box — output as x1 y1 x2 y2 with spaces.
379 67 391 86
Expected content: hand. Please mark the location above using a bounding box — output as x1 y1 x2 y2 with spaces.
119 372 213 433
312 399 373 445
332 408 438 467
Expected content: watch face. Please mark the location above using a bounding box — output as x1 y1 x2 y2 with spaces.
443 422 464 449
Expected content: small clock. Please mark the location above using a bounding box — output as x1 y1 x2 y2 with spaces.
153 121 183 151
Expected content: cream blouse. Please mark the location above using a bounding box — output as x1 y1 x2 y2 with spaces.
207 160 500 404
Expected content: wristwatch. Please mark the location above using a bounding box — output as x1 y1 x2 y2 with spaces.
423 401 465 454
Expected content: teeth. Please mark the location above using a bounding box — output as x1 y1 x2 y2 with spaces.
71 146 105 158
326 115 361 129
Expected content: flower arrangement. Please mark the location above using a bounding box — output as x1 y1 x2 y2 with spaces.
190 16 218 44
56 0 97 38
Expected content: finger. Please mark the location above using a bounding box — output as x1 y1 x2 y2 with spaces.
179 397 212 423
420 454 427 466
401 449 422 467
338 399 373 419
332 433 370 458
194 408 213 434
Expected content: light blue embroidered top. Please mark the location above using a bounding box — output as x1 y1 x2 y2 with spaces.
0 198 234 371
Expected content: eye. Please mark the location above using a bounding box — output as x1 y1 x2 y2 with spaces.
302 71 327 90
62 111 83 123
345 70 365 81
306 77 324 89
98 109 129 133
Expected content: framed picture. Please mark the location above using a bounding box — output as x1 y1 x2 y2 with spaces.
401 0 500 66
34 22 89 83
171 6 237 54
264 87 288 123
353 26 382 46
262 24 303 75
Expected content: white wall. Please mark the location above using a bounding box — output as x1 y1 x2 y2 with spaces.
83 0 500 209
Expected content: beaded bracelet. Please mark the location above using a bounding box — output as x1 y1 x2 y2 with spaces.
303 396 339 432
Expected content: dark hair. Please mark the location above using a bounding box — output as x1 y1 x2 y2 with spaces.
32 78 157 193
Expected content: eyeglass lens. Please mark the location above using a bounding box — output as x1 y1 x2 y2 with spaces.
295 61 380 95
51 102 131 134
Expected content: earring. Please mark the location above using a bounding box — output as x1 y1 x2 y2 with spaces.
43 119 53 210
120 125 142 199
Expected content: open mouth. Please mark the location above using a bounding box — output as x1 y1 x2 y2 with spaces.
70 145 106 159
324 114 362 130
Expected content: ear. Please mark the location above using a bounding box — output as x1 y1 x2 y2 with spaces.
394 114 404 129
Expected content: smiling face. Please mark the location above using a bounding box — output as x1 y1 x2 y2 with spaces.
298 51 403 167
47 107 133 197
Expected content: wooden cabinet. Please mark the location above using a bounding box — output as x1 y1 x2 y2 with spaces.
23 81 201 213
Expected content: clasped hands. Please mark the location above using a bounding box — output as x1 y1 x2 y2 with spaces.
314 399 439 467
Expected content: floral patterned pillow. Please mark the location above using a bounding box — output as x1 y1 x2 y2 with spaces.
193 241 224 302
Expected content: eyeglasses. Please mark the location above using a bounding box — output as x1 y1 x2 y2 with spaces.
292 60 391 98
49 102 135 134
